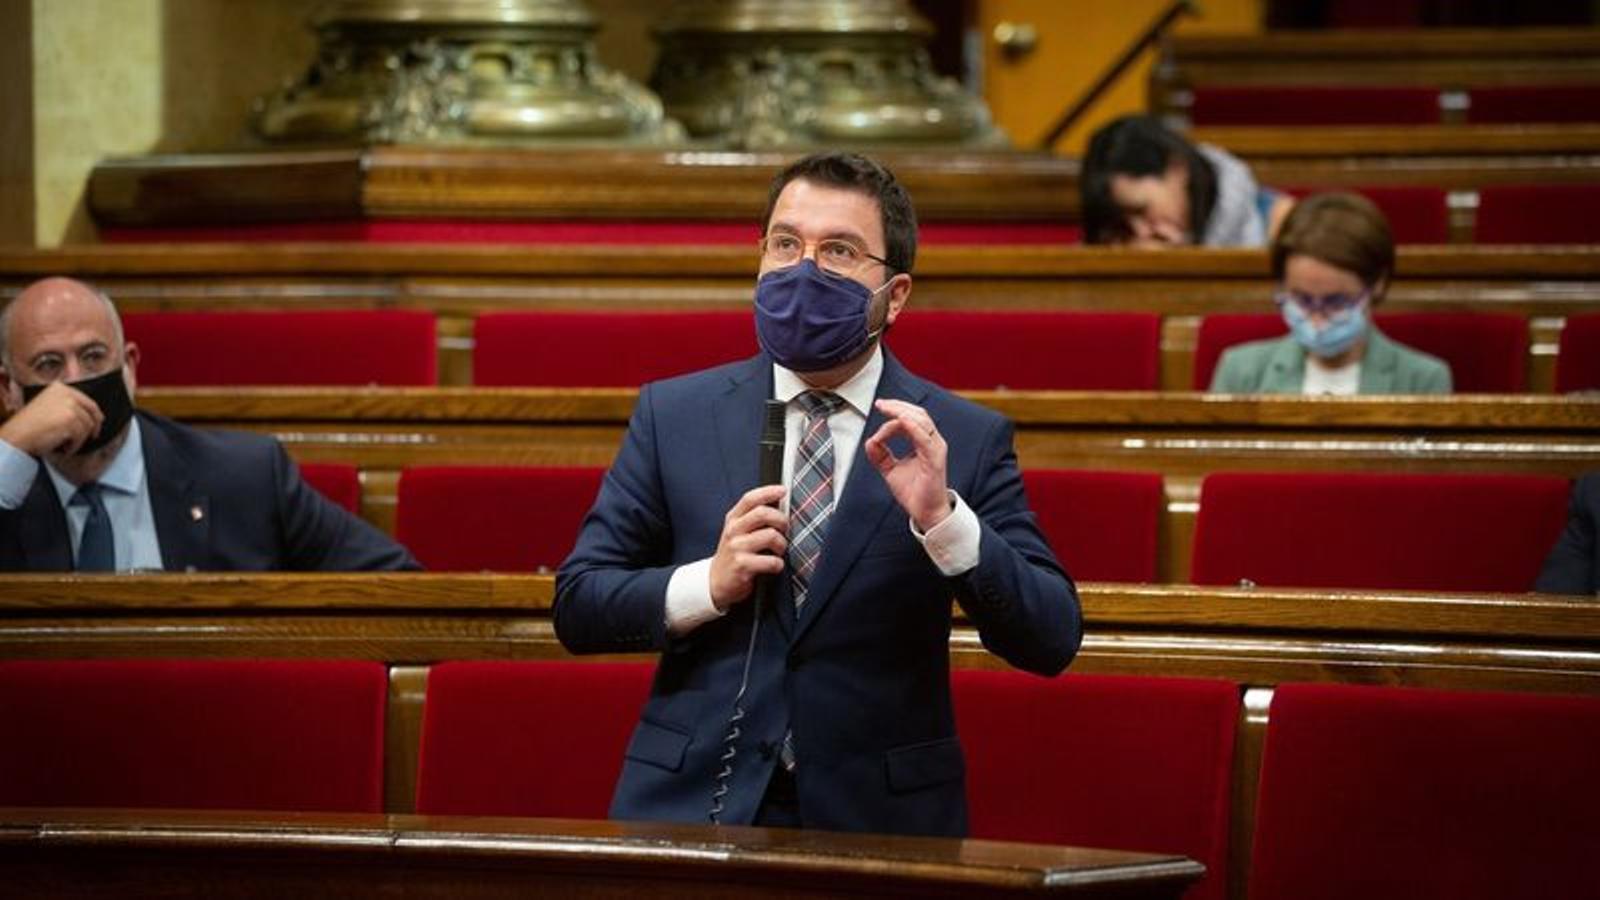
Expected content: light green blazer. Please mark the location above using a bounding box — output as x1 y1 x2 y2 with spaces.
1209 328 1453 394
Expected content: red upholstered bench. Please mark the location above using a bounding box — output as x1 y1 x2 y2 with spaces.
473 311 756 386
1194 312 1528 392
1022 469 1164 583
1189 85 1442 126
121 310 437 386
396 466 606 572
954 670 1239 900
1190 471 1571 591
299 462 361 514
1556 312 1600 393
1476 184 1600 244
1249 683 1600 900
887 311 1162 390
414 660 654 818
0 659 387 812
1282 185 1450 244
1466 85 1600 124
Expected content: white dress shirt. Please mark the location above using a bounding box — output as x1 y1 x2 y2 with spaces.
0 418 164 571
665 346 982 633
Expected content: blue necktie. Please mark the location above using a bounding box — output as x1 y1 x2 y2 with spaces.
72 482 114 572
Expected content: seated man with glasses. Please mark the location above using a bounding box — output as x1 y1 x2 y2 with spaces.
555 152 1080 836
1210 192 1452 395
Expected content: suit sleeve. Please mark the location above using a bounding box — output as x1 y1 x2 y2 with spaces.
949 414 1082 676
1535 475 1598 595
554 384 679 654
272 445 420 571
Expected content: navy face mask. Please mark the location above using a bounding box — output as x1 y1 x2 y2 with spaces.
21 366 135 456
754 259 890 372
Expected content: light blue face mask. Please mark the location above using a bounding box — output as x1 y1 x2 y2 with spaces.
1282 299 1369 359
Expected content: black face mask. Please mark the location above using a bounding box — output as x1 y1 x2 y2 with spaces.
20 367 136 456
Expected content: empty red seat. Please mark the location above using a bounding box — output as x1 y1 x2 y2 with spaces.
1556 312 1600 393
473 311 755 386
1250 683 1600 900
298 462 361 513
954 671 1238 900
122 310 437 386
1191 471 1571 591
1022 469 1164 582
414 660 654 818
396 465 605 572
1476 184 1600 244
1195 312 1526 392
1189 85 1441 126
0 659 387 812
888 311 1161 390
1466 85 1600 124
1282 185 1450 244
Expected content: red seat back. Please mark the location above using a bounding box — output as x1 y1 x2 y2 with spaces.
1556 312 1600 393
299 462 361 514
1194 312 1525 392
473 311 755 386
888 311 1161 390
1250 683 1600 900
1191 471 1571 591
1189 85 1441 126
396 466 606 572
1377 312 1526 392
122 310 437 386
1023 469 1164 582
1282 185 1450 244
1476 184 1600 244
0 659 387 812
954 671 1238 900
414 660 654 818
1466 85 1600 124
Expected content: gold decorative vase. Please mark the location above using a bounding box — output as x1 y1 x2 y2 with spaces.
651 0 1006 149
256 0 682 145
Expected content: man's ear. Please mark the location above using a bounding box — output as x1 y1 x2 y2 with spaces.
122 342 140 396
884 273 913 327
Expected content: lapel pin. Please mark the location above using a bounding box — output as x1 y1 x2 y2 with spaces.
190 505 204 522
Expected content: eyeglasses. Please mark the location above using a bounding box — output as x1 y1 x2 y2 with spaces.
1274 288 1370 317
759 233 893 279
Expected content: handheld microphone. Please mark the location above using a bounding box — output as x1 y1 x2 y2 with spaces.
709 398 788 824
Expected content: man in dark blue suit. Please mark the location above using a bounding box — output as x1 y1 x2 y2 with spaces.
0 277 417 572
1536 472 1599 596
556 153 1081 836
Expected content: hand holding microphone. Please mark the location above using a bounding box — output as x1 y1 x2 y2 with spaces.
708 399 789 611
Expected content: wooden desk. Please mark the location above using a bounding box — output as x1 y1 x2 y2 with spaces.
133 387 1600 581
0 807 1202 899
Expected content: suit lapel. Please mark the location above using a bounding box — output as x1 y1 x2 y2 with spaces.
1358 328 1401 393
139 414 209 572
790 352 927 647
17 472 72 570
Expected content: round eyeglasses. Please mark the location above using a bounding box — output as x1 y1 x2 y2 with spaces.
759 234 893 279
1274 288 1370 318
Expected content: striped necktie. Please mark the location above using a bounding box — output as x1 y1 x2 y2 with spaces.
788 390 846 611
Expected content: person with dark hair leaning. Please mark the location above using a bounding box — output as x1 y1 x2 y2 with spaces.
1536 473 1600 596
0 277 419 571
1210 192 1452 395
555 152 1081 835
1081 114 1294 247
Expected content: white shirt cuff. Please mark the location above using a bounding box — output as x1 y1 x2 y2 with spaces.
912 489 981 576
0 438 39 510
665 557 726 635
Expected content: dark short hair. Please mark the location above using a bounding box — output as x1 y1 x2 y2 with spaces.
1079 115 1218 245
761 152 918 275
1270 192 1395 300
